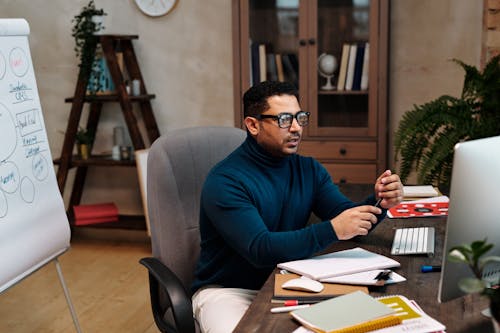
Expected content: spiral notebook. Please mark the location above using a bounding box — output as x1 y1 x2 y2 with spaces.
290 291 402 333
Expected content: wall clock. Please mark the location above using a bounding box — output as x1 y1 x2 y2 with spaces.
134 0 178 17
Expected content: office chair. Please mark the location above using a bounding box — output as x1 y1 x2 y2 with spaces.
139 126 246 333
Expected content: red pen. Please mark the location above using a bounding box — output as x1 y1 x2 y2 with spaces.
283 300 316 306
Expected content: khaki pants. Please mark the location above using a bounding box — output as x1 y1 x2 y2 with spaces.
192 286 257 333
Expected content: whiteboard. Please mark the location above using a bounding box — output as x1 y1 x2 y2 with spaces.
0 19 70 293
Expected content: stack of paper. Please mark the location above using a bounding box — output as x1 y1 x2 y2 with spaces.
290 291 402 333
402 185 439 200
376 295 446 332
293 294 446 333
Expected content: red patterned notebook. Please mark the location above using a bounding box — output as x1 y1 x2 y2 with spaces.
388 201 448 218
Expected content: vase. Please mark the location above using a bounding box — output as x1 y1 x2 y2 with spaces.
76 143 90 160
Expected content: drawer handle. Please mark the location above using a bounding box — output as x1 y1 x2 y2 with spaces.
339 178 347 184
339 148 347 156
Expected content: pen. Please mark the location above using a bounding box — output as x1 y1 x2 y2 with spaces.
270 304 311 313
281 300 315 306
421 265 441 273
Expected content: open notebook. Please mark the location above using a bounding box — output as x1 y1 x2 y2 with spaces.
278 247 400 281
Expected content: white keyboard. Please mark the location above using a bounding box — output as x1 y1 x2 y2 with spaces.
391 227 435 255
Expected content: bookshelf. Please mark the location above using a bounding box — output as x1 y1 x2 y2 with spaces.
54 34 159 229
232 0 389 184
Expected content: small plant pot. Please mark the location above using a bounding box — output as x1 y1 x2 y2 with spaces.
77 143 91 160
91 15 105 35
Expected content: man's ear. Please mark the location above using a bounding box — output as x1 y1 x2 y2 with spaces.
244 117 259 136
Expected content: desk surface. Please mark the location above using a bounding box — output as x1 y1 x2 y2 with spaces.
233 184 493 333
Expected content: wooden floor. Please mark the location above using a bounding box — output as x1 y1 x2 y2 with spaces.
0 234 160 333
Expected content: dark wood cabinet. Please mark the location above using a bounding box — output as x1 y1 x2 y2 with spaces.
232 0 389 184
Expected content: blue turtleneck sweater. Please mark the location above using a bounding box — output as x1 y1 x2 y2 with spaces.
192 135 385 292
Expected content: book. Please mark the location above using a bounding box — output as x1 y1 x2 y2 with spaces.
351 43 365 91
273 273 368 302
319 269 406 286
73 202 118 219
375 295 446 333
360 42 369 90
73 215 119 226
277 247 400 281
73 202 119 226
344 44 357 91
290 291 402 333
266 53 278 81
387 196 449 218
258 44 267 82
336 43 350 91
250 41 261 85
282 53 298 86
275 54 285 82
292 294 446 333
403 185 439 198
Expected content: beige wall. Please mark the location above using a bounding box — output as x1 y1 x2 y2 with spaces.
389 0 482 182
1 0 482 214
2 0 234 214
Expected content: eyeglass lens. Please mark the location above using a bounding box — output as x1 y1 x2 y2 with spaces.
279 111 309 128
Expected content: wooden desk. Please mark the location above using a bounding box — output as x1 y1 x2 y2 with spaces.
233 185 493 333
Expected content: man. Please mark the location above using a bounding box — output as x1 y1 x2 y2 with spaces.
192 81 403 333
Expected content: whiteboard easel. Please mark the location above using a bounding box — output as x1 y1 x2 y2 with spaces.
0 19 81 333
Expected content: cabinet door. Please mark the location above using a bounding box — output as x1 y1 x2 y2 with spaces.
234 0 305 125
304 0 379 138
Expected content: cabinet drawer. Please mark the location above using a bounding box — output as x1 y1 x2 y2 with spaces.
299 141 376 160
322 163 377 184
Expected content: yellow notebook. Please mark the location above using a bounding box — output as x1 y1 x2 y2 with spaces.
290 291 402 333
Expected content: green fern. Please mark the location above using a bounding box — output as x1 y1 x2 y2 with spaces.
394 55 500 190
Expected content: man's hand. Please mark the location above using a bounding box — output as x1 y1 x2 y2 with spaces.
330 205 382 240
374 169 403 209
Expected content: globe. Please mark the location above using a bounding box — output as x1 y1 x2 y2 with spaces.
318 53 338 90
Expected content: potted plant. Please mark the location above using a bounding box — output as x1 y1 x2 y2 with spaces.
71 0 107 93
393 55 500 191
448 239 500 331
75 127 94 159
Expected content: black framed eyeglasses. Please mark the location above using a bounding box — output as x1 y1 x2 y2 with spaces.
256 111 310 129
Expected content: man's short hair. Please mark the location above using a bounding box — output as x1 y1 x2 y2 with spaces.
243 81 299 118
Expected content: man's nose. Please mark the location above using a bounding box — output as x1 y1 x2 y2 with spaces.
289 117 302 131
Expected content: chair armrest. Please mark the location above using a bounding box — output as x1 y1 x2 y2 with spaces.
139 257 195 333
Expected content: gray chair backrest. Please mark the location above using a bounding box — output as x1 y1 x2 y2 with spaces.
147 126 246 293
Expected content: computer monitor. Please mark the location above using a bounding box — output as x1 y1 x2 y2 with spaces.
438 135 500 303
